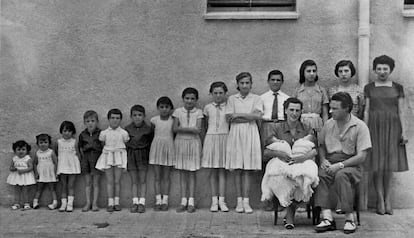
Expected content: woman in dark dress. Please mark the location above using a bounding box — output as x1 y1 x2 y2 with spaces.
364 55 408 215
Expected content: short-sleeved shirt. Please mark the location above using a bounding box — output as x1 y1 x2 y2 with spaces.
125 122 154 150
225 93 263 115
204 102 229 135
319 115 371 156
78 128 103 153
364 81 404 114
294 83 329 114
328 84 364 117
99 126 130 151
268 121 312 147
260 90 289 121
172 107 204 139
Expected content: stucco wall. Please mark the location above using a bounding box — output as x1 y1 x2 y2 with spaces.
0 0 413 208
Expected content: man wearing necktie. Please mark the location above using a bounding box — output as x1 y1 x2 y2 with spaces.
259 70 289 211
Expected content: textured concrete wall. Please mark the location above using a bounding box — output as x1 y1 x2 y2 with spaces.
0 0 413 208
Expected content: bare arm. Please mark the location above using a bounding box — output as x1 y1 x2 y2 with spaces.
33 154 39 178
327 150 369 175
9 159 16 172
398 97 409 142
318 144 331 170
321 104 329 123
51 151 58 176
18 157 34 174
363 98 370 124
173 117 201 134
290 149 318 164
228 110 263 123
263 149 291 163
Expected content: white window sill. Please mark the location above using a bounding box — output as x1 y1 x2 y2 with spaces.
203 11 299 20
403 9 414 17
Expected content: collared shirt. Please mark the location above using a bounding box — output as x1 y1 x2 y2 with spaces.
172 107 204 139
294 83 329 114
268 121 312 146
226 93 263 116
204 102 229 135
99 126 130 151
328 83 365 117
78 128 103 152
319 115 371 155
125 122 154 150
260 90 289 121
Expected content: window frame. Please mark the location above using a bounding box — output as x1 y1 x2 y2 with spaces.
203 0 299 20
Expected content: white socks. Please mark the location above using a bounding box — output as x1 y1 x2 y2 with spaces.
59 198 67 212
33 199 39 208
188 197 194 206
243 197 253 213
108 198 114 206
133 197 139 204
155 194 162 205
322 209 333 221
48 200 58 210
162 195 168 205
114 197 120 205
181 197 188 206
139 197 146 205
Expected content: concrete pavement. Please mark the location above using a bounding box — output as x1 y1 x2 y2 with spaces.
1 206 414 238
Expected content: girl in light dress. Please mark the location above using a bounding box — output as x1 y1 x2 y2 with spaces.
202 82 229 212
7 140 36 210
95 108 130 212
173 87 203 213
32 134 58 210
226 72 263 214
149 96 175 211
56 121 81 212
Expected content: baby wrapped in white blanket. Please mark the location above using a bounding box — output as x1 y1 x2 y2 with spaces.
261 134 319 207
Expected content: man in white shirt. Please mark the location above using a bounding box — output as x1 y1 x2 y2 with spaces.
260 70 289 146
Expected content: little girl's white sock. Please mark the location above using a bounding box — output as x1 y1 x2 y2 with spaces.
108 198 114 206
138 197 146 205
162 195 169 204
188 197 194 206
181 197 188 206
155 194 162 205
114 197 120 205
219 196 225 203
132 197 139 204
33 199 39 208
212 196 218 204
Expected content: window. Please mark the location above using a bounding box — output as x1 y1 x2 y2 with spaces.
403 0 414 17
204 0 298 20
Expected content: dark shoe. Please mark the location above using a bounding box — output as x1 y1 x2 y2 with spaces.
114 204 122 211
343 220 357 234
160 204 169 211
187 205 196 213
137 204 145 213
176 205 186 213
130 204 138 213
154 204 161 211
285 223 295 230
315 219 336 233
107 205 114 212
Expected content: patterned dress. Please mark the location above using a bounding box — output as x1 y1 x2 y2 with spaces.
7 155 36 186
36 149 57 182
57 138 81 174
149 116 175 166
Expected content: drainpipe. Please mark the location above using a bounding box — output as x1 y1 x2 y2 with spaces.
358 0 370 211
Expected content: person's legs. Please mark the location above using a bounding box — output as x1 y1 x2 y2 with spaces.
105 167 114 211
234 169 243 212
373 171 385 214
13 186 22 206
242 170 253 213
91 174 100 211
384 171 393 214
176 170 188 212
22 186 30 209
209 169 218 212
47 183 58 209
218 168 228 212
59 174 68 211
83 174 92 211
66 174 77 211
153 165 161 206
129 170 139 211
188 171 196 213
285 202 297 229
161 166 171 210
33 183 44 208
137 168 147 213
113 167 122 210
314 169 336 232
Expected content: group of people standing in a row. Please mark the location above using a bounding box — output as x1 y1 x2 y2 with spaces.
6 54 408 235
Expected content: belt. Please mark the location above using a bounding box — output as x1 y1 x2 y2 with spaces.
262 119 285 123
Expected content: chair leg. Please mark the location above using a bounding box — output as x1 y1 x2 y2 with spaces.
273 197 279 226
307 203 311 219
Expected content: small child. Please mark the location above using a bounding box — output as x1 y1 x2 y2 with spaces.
202 82 229 212
7 140 36 210
265 134 316 163
33 134 58 210
95 108 130 212
125 105 154 213
149 97 175 211
78 110 103 212
173 87 203 213
56 121 81 212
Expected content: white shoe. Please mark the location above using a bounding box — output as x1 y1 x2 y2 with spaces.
66 203 73 212
235 201 244 213
59 202 67 212
243 202 253 214
48 203 57 210
210 202 219 212
219 201 229 212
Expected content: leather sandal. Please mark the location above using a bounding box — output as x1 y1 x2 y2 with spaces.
343 220 357 234
315 219 336 233
284 223 295 229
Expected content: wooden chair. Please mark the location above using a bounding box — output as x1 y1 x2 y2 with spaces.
273 196 318 225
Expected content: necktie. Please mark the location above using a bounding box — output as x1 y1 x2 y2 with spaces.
271 92 278 120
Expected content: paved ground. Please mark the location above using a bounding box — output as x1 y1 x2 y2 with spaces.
1 206 414 238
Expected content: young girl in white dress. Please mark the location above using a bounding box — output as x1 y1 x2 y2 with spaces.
33 134 58 210
95 108 130 212
7 140 36 210
173 87 203 213
202 82 229 212
149 96 175 211
226 72 263 214
56 121 81 212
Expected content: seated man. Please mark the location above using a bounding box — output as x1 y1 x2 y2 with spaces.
314 92 371 234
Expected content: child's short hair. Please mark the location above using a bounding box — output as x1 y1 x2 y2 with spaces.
373 55 395 72
156 96 174 109
182 87 199 100
59 121 76 134
83 110 99 121
107 108 123 120
130 104 145 115
36 134 52 145
12 140 31 152
209 81 228 93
